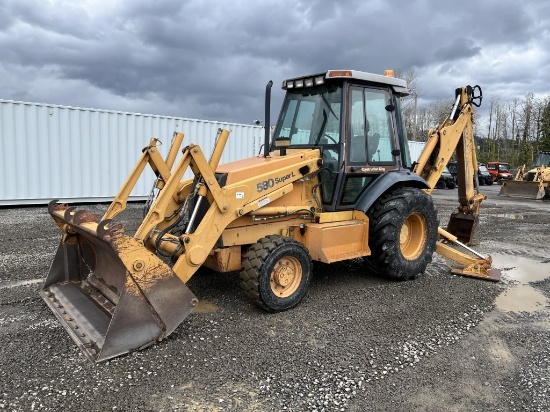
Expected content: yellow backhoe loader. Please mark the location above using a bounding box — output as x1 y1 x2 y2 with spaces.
499 151 550 200
40 70 500 362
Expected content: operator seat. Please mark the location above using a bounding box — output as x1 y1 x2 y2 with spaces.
350 136 367 162
350 123 368 163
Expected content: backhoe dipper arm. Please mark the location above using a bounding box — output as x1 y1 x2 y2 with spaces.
413 86 485 243
413 86 500 281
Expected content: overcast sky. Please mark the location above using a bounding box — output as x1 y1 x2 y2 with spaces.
1 0 549 127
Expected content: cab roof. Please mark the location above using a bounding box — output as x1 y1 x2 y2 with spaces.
282 69 409 96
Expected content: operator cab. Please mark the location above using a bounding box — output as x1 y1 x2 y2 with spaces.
535 151 550 167
271 70 412 211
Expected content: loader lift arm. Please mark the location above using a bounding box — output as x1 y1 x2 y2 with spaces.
413 85 500 281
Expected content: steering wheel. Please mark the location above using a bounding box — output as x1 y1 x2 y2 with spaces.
322 134 338 144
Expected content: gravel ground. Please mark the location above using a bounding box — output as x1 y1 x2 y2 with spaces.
1 184 549 411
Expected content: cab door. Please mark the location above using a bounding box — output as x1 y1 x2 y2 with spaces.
338 85 399 206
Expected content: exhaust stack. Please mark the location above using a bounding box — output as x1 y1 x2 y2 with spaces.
263 80 273 158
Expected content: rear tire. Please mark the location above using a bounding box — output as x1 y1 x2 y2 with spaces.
365 187 438 280
435 179 446 189
240 235 312 312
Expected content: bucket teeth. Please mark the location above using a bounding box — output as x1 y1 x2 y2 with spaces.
48 199 67 213
97 219 112 239
63 206 77 222
96 219 125 239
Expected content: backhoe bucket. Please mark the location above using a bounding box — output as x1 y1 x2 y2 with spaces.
40 202 197 362
446 210 479 246
499 180 545 199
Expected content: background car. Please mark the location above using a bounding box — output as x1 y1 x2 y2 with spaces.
486 161 513 183
447 162 459 184
448 162 493 186
477 164 493 185
436 167 456 189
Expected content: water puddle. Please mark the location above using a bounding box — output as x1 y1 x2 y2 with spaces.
495 213 524 220
192 299 220 314
492 254 550 313
0 278 44 289
496 285 547 312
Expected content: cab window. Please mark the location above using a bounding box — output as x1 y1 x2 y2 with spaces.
275 86 341 146
348 87 395 165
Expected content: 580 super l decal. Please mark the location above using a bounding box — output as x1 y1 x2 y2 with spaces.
256 172 296 193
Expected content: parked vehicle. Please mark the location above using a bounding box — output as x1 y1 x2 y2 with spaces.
500 151 550 199
436 167 456 189
447 162 459 183
477 164 493 185
447 162 492 186
486 161 513 183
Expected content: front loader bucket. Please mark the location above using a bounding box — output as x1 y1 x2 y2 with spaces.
499 180 544 199
40 202 197 362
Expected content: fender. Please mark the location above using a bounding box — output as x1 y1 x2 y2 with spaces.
355 170 430 214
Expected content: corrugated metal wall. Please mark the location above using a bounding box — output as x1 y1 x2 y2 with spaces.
0 100 264 205
408 140 426 163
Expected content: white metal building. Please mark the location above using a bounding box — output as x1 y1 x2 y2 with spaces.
408 140 426 163
0 99 429 206
0 100 264 206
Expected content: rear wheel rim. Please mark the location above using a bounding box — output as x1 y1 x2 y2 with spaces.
270 256 302 298
400 212 428 260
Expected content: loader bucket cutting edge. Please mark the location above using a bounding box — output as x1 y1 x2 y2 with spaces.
41 204 197 363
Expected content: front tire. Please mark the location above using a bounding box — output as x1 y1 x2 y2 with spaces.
240 235 312 312
365 188 438 280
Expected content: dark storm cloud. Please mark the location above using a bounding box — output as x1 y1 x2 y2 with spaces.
434 38 481 61
0 0 548 124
